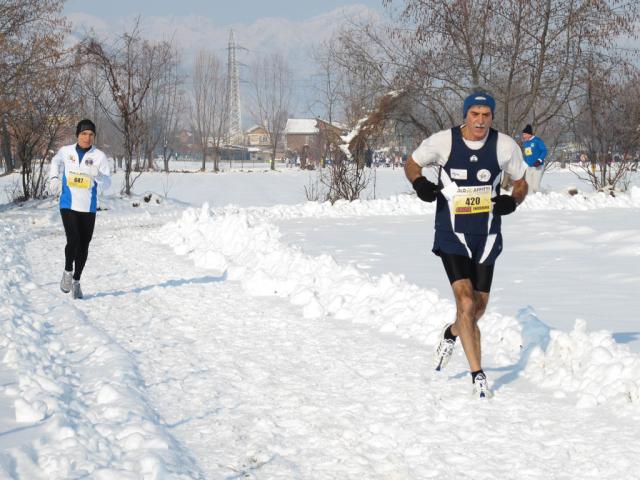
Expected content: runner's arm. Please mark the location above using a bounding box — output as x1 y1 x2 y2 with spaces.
405 130 450 182
511 177 528 205
49 148 64 180
95 152 112 191
404 156 423 183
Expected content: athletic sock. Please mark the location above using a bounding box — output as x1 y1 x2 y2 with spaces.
444 325 457 341
471 369 485 383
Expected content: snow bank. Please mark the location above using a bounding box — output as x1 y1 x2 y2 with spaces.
0 219 198 479
159 204 461 347
521 187 640 210
525 319 640 408
159 203 640 412
207 187 640 222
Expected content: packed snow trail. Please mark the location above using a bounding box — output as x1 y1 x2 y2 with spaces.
0 205 202 479
1 196 640 478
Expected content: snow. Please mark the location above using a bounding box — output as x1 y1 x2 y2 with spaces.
340 116 368 150
284 119 318 135
1 166 640 478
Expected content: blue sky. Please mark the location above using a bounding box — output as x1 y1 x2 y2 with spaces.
63 0 384 24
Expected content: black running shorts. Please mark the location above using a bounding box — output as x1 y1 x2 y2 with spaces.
439 251 495 293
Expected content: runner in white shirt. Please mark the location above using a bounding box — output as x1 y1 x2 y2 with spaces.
404 92 528 398
49 119 111 299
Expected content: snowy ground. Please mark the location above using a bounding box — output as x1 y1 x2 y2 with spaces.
1 166 640 479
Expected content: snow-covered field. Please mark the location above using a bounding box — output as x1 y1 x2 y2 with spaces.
1 166 639 479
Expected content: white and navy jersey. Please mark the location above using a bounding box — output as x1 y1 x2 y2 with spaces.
412 126 526 235
49 144 111 213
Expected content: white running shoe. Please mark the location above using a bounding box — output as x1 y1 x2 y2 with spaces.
434 323 456 371
71 281 83 299
60 270 73 293
472 372 493 399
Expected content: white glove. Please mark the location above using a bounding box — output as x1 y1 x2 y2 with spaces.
85 159 100 178
49 177 61 195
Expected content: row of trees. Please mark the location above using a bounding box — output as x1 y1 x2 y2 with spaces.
0 0 72 200
0 1 187 198
1 0 639 201
0 2 296 200
313 0 640 191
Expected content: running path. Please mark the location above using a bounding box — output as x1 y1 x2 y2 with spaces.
0 207 202 479
7 205 640 479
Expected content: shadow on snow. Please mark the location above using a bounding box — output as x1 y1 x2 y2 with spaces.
86 272 228 299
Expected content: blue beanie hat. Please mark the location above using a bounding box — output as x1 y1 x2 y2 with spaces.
462 92 495 118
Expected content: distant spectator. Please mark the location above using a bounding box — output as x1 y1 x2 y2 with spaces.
521 124 547 193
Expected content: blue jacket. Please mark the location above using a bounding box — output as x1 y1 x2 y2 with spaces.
522 136 547 167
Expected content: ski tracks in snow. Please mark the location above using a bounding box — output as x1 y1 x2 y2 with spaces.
3 206 640 479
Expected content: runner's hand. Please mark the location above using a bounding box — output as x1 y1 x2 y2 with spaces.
492 195 517 215
533 160 542 167
412 176 440 202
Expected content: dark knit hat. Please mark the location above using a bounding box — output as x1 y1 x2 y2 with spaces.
522 124 533 135
463 92 495 118
76 119 96 136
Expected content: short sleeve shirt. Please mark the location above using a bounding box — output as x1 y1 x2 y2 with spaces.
412 127 526 180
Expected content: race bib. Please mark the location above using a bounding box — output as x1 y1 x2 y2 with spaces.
524 147 533 156
453 185 492 215
66 171 92 189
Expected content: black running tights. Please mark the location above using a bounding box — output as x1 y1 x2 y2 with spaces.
60 209 96 281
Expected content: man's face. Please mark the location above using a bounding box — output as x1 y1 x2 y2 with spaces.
522 133 532 141
464 105 493 141
77 130 94 149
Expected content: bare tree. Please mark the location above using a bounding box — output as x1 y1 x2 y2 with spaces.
310 38 344 125
570 57 640 192
306 92 405 203
323 0 638 149
74 63 124 169
382 0 638 135
191 51 227 172
160 90 186 173
0 0 68 173
9 62 75 201
249 53 294 170
81 22 174 195
322 22 435 148
140 44 184 172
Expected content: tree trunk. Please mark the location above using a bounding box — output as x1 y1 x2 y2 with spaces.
145 147 154 171
271 145 276 170
163 145 170 172
124 135 133 195
213 148 219 172
1 114 14 172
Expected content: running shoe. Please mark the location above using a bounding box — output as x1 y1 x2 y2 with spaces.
60 270 73 293
472 372 493 399
71 281 83 299
434 323 456 371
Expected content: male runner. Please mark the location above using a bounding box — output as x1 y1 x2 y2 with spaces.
404 92 528 398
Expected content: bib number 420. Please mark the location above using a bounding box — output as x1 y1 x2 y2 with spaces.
453 186 491 214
